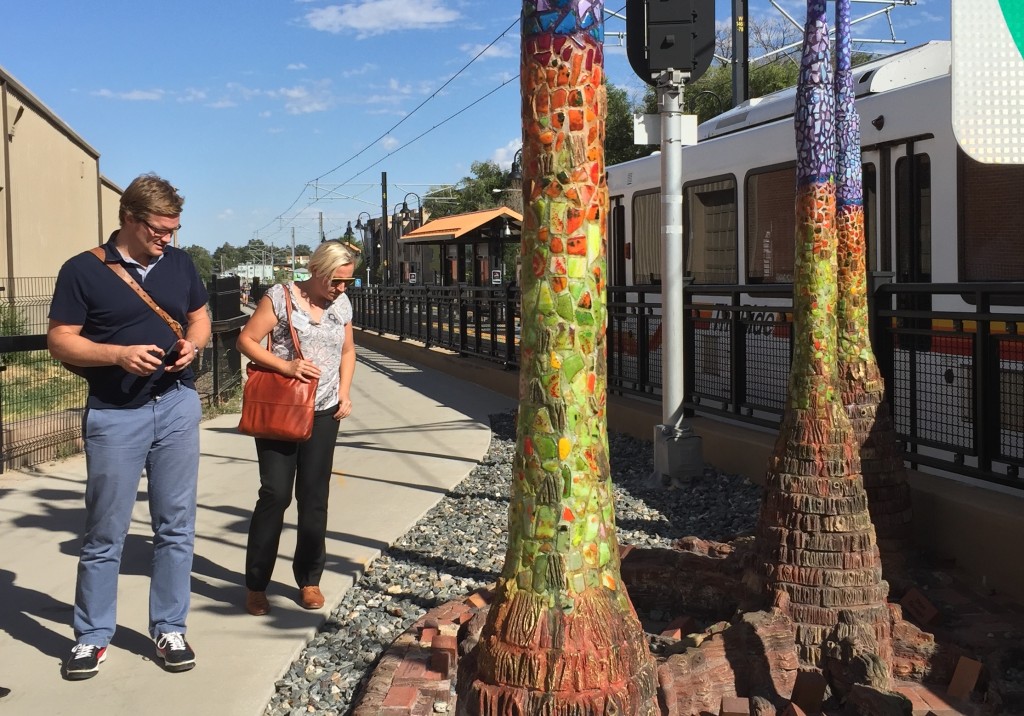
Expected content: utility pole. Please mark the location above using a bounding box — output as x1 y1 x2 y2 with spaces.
654 69 704 485
291 227 296 279
732 0 750 106
626 0 713 486
380 171 389 285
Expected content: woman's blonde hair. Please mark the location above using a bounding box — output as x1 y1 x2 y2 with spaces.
308 241 355 279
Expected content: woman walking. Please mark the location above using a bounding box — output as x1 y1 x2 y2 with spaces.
237 242 356 615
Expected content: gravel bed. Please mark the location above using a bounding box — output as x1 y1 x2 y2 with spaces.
263 411 763 716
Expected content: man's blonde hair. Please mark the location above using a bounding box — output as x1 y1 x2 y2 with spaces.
119 173 184 225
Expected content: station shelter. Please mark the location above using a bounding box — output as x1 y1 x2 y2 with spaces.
396 207 522 287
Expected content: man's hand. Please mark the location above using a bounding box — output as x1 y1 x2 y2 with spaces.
164 339 198 373
117 345 167 376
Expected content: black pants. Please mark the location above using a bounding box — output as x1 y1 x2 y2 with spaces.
245 407 341 591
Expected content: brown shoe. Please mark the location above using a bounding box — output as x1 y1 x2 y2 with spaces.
299 586 324 610
246 590 270 616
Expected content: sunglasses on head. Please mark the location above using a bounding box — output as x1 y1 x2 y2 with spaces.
330 277 356 287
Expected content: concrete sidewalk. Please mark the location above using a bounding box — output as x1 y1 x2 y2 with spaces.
0 346 515 716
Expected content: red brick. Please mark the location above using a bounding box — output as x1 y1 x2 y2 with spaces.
433 602 471 623
466 589 492 609
791 670 827 712
920 686 961 715
393 657 428 684
418 626 438 646
719 695 749 715
900 587 940 626
661 615 697 639
947 656 982 701
893 684 931 714
382 685 419 709
430 634 458 676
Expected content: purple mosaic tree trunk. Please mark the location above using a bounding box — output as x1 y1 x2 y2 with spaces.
755 0 893 690
834 0 914 567
458 2 658 714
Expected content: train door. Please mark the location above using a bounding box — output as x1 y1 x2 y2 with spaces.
893 142 933 282
892 140 935 347
608 196 626 287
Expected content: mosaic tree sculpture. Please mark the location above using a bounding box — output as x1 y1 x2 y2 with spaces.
833 0 914 565
755 0 893 691
458 2 659 714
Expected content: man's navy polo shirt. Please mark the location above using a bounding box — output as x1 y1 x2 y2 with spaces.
49 237 209 409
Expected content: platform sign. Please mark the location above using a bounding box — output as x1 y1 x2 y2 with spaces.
491 269 502 285
952 0 1024 164
408 272 417 285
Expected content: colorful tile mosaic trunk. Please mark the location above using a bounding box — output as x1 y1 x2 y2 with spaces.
461 2 658 713
834 0 914 556
756 0 893 674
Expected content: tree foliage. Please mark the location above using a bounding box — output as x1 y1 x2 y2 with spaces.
183 244 213 280
424 160 507 219
606 83 657 166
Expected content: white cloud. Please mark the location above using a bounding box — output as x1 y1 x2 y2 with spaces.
287 62 308 70
91 88 165 101
268 80 336 114
208 99 238 109
381 135 400 150
303 0 461 38
493 139 522 170
342 62 377 77
178 88 207 103
217 209 235 220
459 38 517 60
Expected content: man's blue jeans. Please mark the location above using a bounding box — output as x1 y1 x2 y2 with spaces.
74 383 202 646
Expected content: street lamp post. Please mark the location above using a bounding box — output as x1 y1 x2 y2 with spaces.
355 211 374 285
399 192 423 226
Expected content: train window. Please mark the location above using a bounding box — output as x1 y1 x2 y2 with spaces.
863 163 877 273
746 165 796 284
895 154 932 283
959 151 1024 281
632 190 661 285
684 178 737 284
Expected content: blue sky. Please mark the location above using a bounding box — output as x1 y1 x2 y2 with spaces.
2 0 949 254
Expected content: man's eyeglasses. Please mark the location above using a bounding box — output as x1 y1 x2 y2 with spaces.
330 277 357 287
136 215 180 239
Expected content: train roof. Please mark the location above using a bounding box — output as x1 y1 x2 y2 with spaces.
699 40 951 141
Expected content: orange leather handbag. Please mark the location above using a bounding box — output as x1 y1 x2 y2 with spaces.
237 291 318 441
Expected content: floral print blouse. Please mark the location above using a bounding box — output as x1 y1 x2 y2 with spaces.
265 282 352 411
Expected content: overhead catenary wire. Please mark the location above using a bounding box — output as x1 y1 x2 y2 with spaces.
253 16 521 241
254 8 633 243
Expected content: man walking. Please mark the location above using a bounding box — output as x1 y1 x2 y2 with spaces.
47 173 211 680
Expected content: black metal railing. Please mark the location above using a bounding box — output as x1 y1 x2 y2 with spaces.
347 281 1024 489
350 285 520 366
0 274 246 472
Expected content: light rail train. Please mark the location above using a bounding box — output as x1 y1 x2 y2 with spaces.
604 41 1024 483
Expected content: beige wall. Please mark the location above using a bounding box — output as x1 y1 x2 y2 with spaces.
100 177 122 240
2 66 117 284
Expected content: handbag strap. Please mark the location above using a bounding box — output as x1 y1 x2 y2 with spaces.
272 284 305 361
86 246 184 339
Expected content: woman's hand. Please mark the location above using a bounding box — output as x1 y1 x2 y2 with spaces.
284 358 321 383
334 395 352 420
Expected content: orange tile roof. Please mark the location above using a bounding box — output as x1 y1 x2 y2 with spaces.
401 207 522 243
